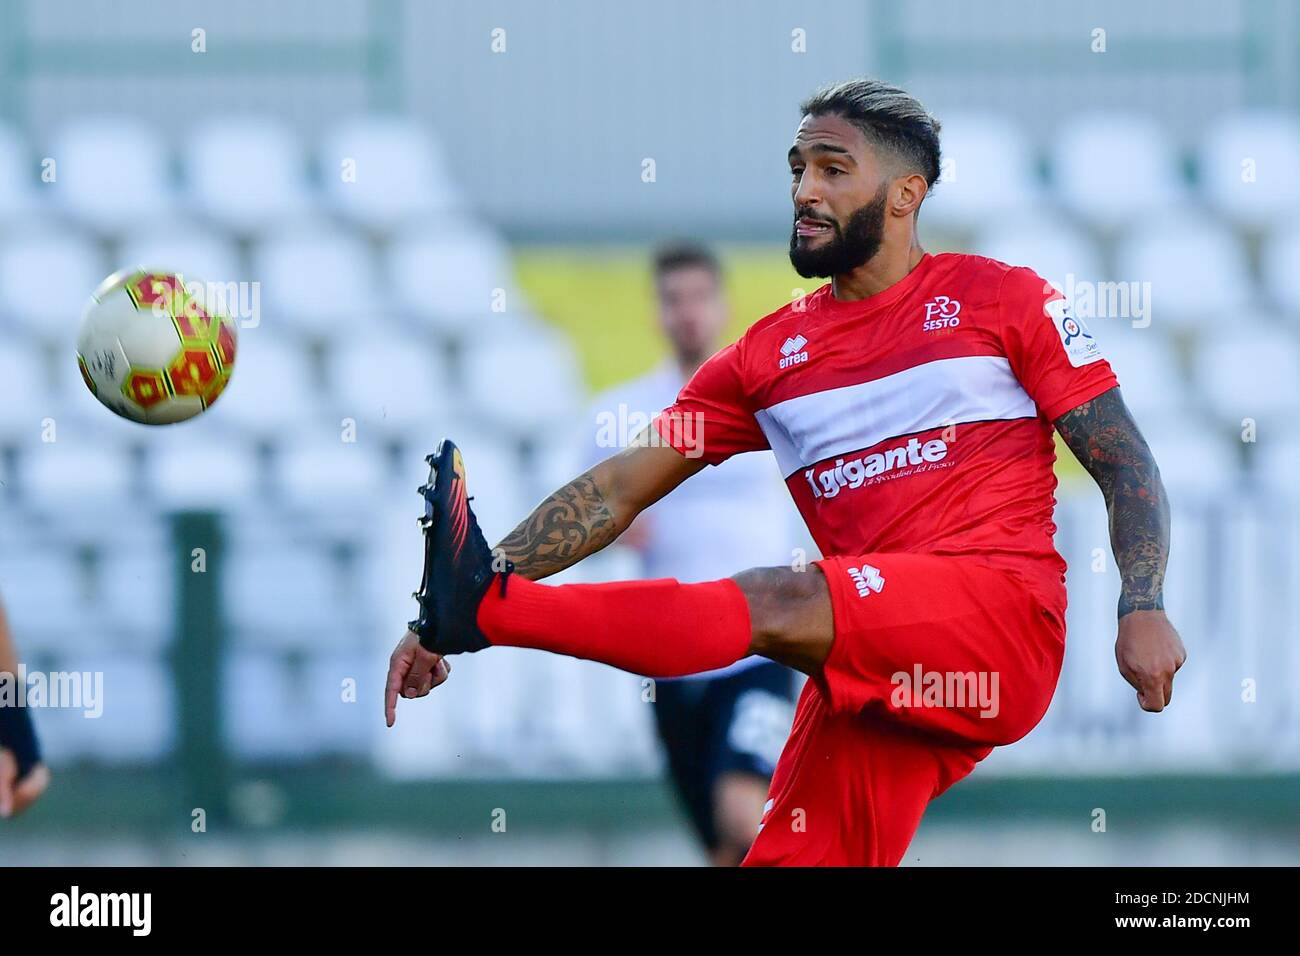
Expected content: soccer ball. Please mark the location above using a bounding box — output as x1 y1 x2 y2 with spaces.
76 269 238 424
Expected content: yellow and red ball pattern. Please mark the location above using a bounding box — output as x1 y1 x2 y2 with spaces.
117 270 238 411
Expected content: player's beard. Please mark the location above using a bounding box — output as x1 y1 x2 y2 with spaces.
788 184 889 279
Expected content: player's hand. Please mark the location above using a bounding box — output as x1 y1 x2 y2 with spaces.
0 749 50 819
385 630 452 728
1115 610 1186 713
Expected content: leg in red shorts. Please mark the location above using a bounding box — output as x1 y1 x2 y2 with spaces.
743 552 1065 867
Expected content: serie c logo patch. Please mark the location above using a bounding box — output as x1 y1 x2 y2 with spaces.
1045 298 1102 367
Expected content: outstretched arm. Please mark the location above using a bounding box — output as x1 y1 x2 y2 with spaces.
1054 386 1186 712
496 428 706 581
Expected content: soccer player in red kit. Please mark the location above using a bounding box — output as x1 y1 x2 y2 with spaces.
385 78 1186 866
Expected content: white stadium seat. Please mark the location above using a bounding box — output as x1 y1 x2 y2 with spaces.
1198 110 1300 230
1097 331 1189 421
301 652 375 754
325 331 458 432
185 115 312 234
18 439 134 509
271 428 392 504
1141 419 1241 497
64 654 174 762
205 334 320 433
1113 214 1255 329
460 327 583 437
144 432 262 509
0 548 94 652
0 122 39 223
223 541 354 648
1191 327 1300 430
1261 225 1300 316
318 117 460 232
0 231 105 341
975 215 1104 292
47 117 177 234
93 535 173 648
251 224 377 336
223 652 314 758
1050 113 1188 231
117 226 244 292
387 229 523 333
1256 432 1300 487
922 112 1045 231
0 342 56 440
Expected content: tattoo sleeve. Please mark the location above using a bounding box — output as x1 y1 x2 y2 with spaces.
1054 386 1170 619
494 470 621 581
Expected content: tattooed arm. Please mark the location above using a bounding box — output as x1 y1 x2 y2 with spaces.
496 428 707 581
1054 386 1186 712
1054 387 1169 615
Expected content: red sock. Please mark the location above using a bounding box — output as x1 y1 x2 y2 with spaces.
477 576 753 677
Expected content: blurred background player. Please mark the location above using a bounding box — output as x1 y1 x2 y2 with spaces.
581 244 799 865
0 596 49 819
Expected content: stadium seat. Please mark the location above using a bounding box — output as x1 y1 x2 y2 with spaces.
1256 432 1300 488
318 117 460 232
387 229 523 334
1191 327 1300 432
1113 213 1255 329
205 333 321 434
223 539 357 649
1049 113 1188 231
0 548 93 652
302 652 373 754
1198 110 1300 230
251 224 378 336
0 342 55 440
47 117 177 235
974 215 1104 292
66 653 174 762
271 427 393 504
921 112 1045 231
17 438 134 509
91 523 173 649
1096 331 1189 421
117 226 244 291
0 122 38 224
184 115 312 234
0 230 105 342
459 328 583 438
1141 420 1241 497
1260 225 1300 316
144 431 262 509
324 330 459 433
223 652 314 758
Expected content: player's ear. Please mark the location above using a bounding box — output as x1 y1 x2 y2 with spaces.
892 173 928 218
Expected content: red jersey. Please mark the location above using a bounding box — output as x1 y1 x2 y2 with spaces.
653 252 1118 618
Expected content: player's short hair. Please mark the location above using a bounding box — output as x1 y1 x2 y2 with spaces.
799 78 942 188
652 243 721 283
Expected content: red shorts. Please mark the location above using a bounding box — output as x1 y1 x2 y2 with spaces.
742 552 1065 867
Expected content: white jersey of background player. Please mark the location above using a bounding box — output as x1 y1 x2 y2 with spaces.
579 245 805 866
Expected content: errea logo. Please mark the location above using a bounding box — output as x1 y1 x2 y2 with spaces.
779 334 808 369
922 295 961 331
847 564 885 598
